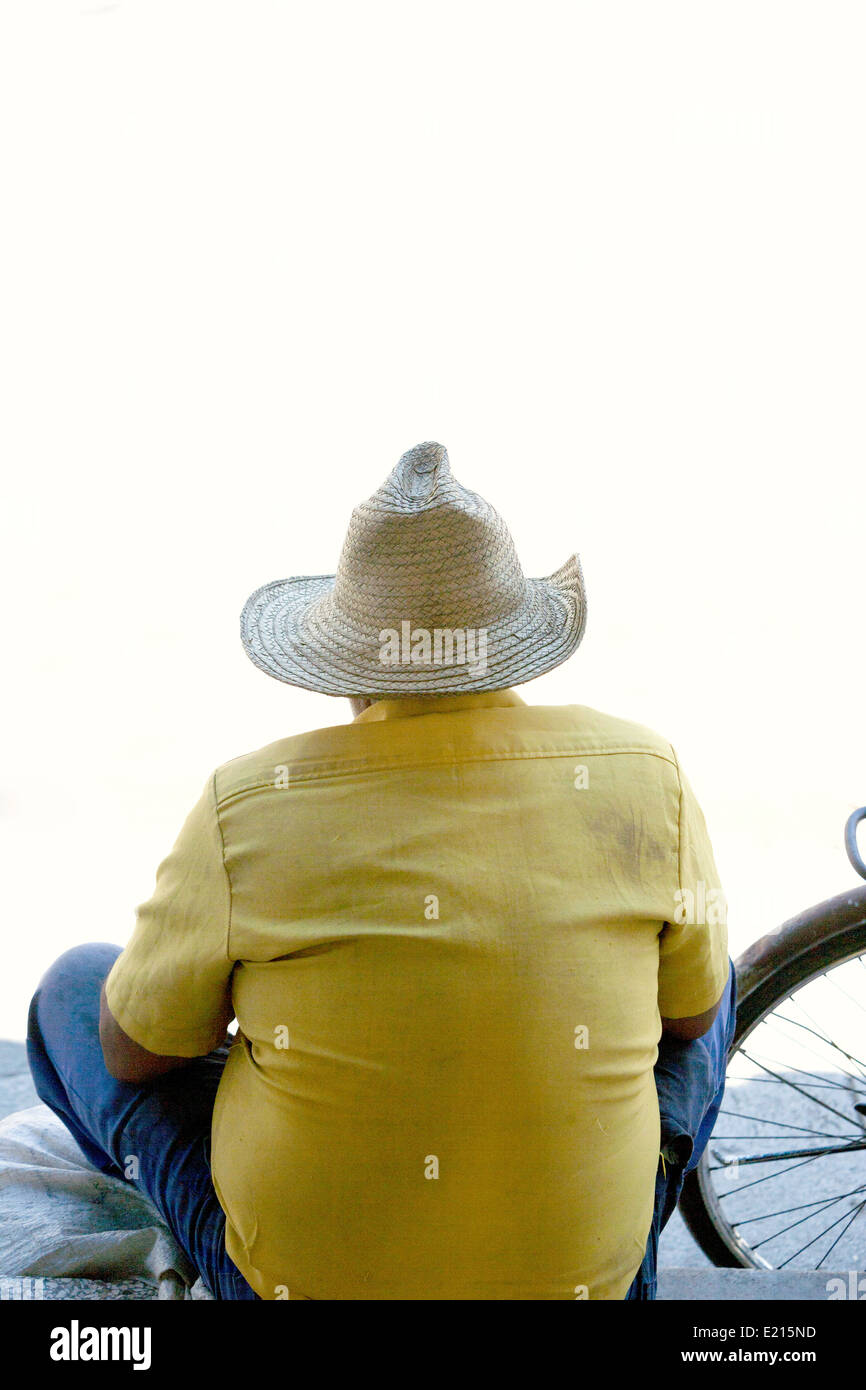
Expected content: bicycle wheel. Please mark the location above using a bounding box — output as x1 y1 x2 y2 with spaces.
679 883 866 1268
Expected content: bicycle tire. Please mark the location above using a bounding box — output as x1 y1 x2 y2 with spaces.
678 882 866 1266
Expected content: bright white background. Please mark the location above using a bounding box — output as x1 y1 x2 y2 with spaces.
1 1 864 1039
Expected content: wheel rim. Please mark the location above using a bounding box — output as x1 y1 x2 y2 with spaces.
693 946 866 1270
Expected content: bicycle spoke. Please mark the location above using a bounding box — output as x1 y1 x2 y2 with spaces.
762 1010 866 1087
825 973 866 1023
782 986 866 1083
733 1181 866 1226
738 1050 863 1131
724 1076 864 1091
717 1110 844 1139
714 1139 866 1167
713 1151 825 1195
740 1031 866 1098
814 1201 866 1269
776 1199 866 1269
751 1185 866 1250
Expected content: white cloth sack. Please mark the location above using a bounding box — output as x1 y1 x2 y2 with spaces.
0 1103 213 1298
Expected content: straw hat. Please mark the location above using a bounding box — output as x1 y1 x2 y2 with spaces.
240 441 587 695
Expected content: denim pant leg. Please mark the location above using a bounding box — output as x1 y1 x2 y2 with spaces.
625 961 738 1300
26 942 259 1301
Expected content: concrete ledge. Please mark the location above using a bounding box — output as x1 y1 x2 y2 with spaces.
1 1270 854 1301
0 1277 162 1301
659 1268 854 1301
0 1273 212 1300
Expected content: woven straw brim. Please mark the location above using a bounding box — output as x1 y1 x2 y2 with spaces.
240 556 587 696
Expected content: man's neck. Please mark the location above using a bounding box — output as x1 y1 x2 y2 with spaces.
348 696 374 719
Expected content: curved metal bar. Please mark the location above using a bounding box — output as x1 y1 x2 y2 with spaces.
845 807 866 882
735 881 866 1002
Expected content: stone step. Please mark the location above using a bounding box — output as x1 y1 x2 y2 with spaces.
660 1268 859 1301
0 1275 209 1301
1 1269 858 1301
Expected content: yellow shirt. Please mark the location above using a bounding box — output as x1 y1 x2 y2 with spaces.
105 689 728 1300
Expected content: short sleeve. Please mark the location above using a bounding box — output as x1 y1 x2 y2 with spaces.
103 774 234 1056
657 753 729 1019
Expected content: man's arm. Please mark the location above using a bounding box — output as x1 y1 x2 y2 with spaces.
660 994 722 1042
100 773 238 1084
657 751 729 1043
99 982 233 1084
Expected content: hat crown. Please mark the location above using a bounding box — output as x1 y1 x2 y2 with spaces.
369 441 461 511
332 442 525 628
389 441 450 503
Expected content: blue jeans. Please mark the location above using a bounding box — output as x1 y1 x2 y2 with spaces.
26 943 259 1300
625 959 738 1299
27 942 736 1301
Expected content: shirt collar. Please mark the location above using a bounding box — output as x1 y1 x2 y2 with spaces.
352 688 527 724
